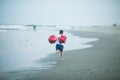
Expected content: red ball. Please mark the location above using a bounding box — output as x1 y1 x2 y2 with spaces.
48 35 57 43
58 35 67 43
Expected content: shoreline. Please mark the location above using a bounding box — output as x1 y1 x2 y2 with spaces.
24 26 120 80
0 28 98 73
0 26 120 80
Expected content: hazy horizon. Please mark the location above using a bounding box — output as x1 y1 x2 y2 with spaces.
0 0 120 26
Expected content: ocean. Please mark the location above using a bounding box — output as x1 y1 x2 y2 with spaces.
0 25 98 73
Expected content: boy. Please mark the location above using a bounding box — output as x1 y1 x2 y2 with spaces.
56 30 66 60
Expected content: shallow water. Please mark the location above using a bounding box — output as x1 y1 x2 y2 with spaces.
0 26 98 72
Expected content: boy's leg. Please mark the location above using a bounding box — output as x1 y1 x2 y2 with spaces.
56 50 60 54
60 45 64 60
60 52 64 60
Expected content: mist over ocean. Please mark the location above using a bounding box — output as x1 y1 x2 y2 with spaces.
0 0 120 26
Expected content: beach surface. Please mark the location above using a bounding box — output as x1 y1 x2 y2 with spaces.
0 26 120 80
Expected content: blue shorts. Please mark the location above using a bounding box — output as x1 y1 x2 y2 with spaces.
56 44 64 52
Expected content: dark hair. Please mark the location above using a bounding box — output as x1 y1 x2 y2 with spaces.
59 30 63 34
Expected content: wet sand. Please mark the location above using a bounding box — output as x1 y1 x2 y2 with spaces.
0 26 120 80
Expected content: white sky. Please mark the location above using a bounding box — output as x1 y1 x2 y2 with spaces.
0 0 120 26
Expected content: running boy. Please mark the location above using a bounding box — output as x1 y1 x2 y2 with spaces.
56 30 66 60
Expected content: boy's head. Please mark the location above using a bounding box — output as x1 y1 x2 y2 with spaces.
59 30 63 34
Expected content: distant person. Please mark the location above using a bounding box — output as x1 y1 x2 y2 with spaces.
56 30 67 60
112 23 117 27
33 25 36 31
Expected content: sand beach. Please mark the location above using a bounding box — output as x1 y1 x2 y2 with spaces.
0 25 120 80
